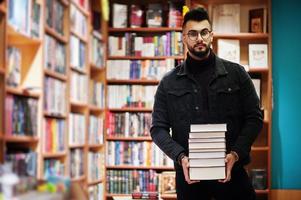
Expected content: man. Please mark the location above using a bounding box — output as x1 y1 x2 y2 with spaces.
150 7 263 200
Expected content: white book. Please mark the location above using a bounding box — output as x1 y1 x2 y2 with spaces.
189 151 225 159
189 142 226 149
189 132 225 139
112 3 127 28
189 148 225 153
189 137 225 143
190 166 225 180
190 124 227 133
217 39 240 64
252 79 261 100
189 158 225 167
249 44 268 68
212 4 240 33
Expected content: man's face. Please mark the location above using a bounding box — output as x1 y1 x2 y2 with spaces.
183 20 213 59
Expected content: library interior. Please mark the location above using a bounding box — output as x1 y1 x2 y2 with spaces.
0 0 300 199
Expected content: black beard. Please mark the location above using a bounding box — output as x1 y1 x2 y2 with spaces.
188 45 210 59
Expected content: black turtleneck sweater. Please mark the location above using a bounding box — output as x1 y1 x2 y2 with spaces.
186 51 215 121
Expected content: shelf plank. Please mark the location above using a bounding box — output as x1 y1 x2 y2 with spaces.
161 194 177 199
107 79 159 85
89 105 104 113
45 25 68 43
43 152 67 158
70 65 87 74
71 175 86 182
106 136 152 141
44 111 67 119
6 87 40 98
255 189 270 194
71 0 90 16
70 101 88 109
90 64 105 73
88 144 104 149
247 67 269 73
108 56 184 60
214 33 269 39
7 24 41 45
44 69 67 81
5 135 39 143
109 108 152 112
109 27 182 32
252 146 269 151
70 29 88 43
106 165 174 170
69 144 85 148
87 179 103 186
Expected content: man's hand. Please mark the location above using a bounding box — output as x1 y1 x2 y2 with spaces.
219 152 238 183
181 156 200 184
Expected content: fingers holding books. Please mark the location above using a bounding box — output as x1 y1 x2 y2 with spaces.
181 156 200 184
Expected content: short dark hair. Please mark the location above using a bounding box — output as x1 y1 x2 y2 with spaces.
182 7 211 28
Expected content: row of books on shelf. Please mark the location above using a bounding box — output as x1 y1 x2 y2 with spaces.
217 39 268 68
44 76 67 116
106 141 173 167
89 80 105 108
69 113 104 146
106 112 151 138
8 0 41 38
107 59 175 81
45 0 65 36
5 94 38 137
90 32 105 68
106 169 159 194
107 85 157 109
89 183 104 200
44 34 67 75
87 152 105 182
108 32 183 57
70 3 88 38
112 2 183 28
70 35 86 70
70 71 88 103
44 118 65 153
70 148 84 178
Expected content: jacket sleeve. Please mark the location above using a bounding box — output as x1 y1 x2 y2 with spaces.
150 79 186 162
231 66 263 161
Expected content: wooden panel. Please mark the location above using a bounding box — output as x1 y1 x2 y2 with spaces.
271 190 301 200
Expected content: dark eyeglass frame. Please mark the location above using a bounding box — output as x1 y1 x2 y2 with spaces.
185 28 212 41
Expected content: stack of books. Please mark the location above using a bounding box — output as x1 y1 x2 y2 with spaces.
189 124 227 180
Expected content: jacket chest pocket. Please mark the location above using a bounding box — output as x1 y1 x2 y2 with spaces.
217 85 240 113
167 89 193 120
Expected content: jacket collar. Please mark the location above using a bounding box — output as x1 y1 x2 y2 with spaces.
177 52 228 78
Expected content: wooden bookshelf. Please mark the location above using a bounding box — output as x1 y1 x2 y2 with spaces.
44 69 67 81
7 25 42 45
4 135 39 143
45 25 68 43
43 152 67 158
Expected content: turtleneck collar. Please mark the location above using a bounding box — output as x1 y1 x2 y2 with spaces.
187 50 215 74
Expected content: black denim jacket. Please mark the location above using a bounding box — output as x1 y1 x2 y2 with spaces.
150 55 263 171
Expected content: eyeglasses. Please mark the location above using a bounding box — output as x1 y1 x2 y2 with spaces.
186 29 212 41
